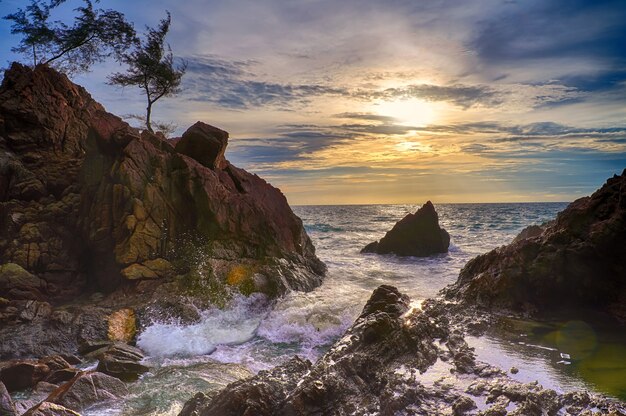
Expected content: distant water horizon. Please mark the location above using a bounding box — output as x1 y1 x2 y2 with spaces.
293 201 572 207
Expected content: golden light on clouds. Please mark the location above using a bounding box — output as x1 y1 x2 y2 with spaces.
369 98 440 126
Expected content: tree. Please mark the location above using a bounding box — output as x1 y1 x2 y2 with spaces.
108 12 186 133
4 0 136 75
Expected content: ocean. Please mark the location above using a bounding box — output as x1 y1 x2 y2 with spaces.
83 202 626 415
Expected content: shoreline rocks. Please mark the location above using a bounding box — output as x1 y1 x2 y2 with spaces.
178 285 626 415
444 170 626 322
0 62 325 361
361 201 450 257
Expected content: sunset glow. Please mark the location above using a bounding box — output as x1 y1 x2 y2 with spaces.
1 0 623 204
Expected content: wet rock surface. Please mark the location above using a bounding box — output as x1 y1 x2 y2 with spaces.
92 343 149 381
444 170 626 322
44 371 128 413
361 201 450 257
179 286 626 415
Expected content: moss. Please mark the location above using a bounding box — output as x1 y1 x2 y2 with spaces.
177 267 231 309
226 264 257 296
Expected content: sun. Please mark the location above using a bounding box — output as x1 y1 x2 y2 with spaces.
369 98 438 127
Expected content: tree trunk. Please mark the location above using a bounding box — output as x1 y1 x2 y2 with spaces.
146 102 153 133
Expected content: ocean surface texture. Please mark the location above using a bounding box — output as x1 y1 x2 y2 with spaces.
83 203 626 415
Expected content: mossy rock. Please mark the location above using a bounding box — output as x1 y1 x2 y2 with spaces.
107 308 137 343
226 265 258 296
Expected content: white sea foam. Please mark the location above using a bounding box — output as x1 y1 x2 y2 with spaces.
137 294 269 357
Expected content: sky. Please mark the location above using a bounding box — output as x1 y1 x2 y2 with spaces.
1 0 625 205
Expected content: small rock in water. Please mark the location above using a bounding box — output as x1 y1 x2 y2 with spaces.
510 367 519 374
560 352 570 359
361 201 450 257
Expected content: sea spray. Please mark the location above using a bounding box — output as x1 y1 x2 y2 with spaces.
137 293 270 357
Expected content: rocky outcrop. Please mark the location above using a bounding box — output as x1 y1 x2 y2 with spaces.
361 201 450 257
174 122 228 169
179 286 625 415
44 371 127 412
0 355 74 392
91 343 149 381
0 62 324 306
444 170 626 322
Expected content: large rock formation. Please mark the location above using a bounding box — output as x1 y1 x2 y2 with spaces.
179 286 625 415
0 62 324 305
361 201 450 256
444 170 626 322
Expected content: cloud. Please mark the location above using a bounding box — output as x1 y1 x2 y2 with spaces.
182 55 348 109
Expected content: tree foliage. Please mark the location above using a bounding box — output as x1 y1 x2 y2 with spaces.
4 0 136 74
109 12 186 133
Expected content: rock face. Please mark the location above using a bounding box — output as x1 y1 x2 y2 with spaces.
179 286 625 415
174 122 228 169
361 201 450 256
0 381 16 416
45 371 128 412
445 170 626 322
0 62 324 304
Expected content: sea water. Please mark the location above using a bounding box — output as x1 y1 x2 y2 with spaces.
86 203 626 415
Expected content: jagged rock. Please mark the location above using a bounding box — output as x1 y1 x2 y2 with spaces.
361 201 450 257
89 343 148 381
0 62 324 304
0 63 324 361
174 122 228 169
0 381 16 416
45 368 79 385
181 285 449 415
179 286 626 416
22 402 79 416
444 170 626 322
0 304 109 360
178 357 312 416
46 371 127 412
511 224 545 243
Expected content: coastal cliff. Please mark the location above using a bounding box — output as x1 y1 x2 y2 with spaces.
444 170 626 322
0 63 325 358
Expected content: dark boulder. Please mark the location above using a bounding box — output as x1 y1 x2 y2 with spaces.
0 360 50 392
444 170 626 322
361 201 450 256
174 122 228 169
91 343 149 381
0 355 73 392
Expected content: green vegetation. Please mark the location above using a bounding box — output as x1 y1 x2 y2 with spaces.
108 12 186 133
4 0 135 74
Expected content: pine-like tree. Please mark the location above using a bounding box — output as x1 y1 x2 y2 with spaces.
108 12 186 133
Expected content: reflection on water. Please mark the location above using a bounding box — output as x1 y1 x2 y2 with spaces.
484 316 626 400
